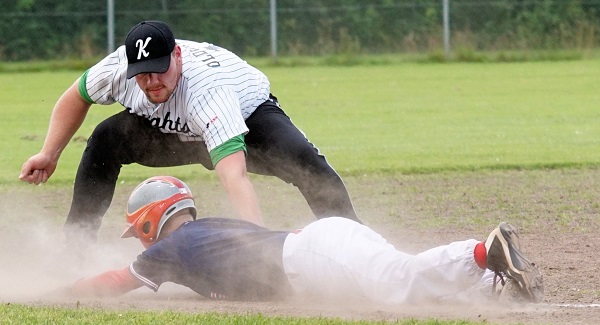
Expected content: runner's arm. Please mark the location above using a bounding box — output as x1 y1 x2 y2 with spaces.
72 267 143 297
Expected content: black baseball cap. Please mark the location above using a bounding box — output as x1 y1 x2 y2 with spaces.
125 21 176 79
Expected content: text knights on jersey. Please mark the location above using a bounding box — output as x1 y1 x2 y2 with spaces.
131 109 191 133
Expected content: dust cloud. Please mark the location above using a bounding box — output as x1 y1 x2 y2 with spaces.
0 209 141 302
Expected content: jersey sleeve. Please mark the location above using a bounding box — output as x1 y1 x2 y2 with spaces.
129 244 182 292
78 45 129 105
77 70 94 104
209 134 247 167
186 87 249 151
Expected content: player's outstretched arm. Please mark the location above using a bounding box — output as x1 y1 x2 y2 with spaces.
214 151 264 226
19 80 91 185
71 267 143 297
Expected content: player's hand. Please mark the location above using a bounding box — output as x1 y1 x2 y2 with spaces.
19 153 57 185
43 284 76 298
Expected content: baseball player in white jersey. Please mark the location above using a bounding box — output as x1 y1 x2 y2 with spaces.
70 176 544 305
19 20 361 248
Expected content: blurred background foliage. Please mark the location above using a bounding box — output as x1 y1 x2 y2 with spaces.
1 0 599 61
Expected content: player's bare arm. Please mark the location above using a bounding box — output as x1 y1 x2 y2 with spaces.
214 151 264 226
19 80 91 185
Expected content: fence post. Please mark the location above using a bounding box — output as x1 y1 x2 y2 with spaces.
107 0 115 54
443 0 450 60
270 0 278 63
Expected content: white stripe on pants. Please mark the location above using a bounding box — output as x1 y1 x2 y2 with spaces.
282 217 487 305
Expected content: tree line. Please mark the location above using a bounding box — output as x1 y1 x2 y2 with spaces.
1 0 599 61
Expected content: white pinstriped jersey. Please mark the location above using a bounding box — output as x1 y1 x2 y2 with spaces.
81 40 271 151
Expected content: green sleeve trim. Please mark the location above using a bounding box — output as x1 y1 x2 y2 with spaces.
78 69 95 104
210 134 247 167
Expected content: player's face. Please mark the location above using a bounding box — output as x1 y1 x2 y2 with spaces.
135 46 182 104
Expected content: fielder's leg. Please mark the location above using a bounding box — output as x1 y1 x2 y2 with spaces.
244 96 361 223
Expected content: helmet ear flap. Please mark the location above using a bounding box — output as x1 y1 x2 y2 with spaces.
135 202 168 245
142 221 152 234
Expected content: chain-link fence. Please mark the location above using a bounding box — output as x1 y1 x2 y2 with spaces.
1 0 600 61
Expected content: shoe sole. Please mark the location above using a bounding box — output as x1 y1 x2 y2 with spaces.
486 222 544 303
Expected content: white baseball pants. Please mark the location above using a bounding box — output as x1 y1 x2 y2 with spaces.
282 217 493 305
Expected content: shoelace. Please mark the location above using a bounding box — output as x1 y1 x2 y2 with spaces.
492 271 507 297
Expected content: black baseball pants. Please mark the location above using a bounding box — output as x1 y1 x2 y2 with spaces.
64 96 360 242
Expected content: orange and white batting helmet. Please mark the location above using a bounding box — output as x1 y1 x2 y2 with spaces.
121 176 196 248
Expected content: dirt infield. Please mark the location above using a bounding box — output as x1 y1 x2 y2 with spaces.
1 168 599 324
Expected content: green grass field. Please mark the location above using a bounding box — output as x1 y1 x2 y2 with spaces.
2 59 599 185
1 59 599 323
0 304 476 325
